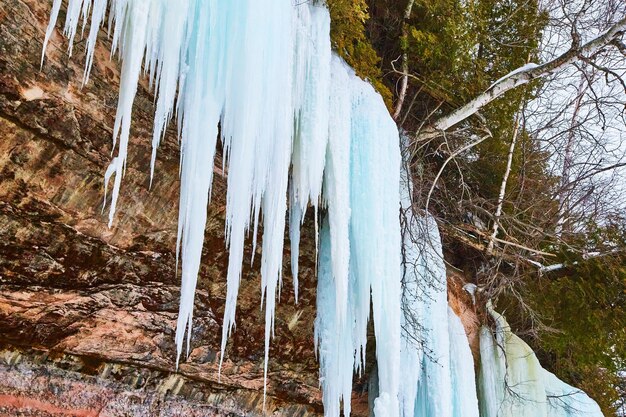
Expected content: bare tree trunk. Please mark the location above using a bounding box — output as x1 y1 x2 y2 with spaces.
392 0 416 121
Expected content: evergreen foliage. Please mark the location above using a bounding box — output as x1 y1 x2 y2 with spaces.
525 219 626 414
326 0 392 105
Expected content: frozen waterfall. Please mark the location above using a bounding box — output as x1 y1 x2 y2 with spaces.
396 165 479 417
43 1 604 416
478 302 604 417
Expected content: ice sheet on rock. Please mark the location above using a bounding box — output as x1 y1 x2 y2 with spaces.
478 302 603 417
412 216 453 417
398 162 424 417
391 175 454 417
543 369 605 417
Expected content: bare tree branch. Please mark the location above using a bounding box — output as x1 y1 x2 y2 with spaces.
425 131 491 211
416 16 626 141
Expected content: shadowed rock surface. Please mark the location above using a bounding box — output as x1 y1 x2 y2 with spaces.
0 1 358 415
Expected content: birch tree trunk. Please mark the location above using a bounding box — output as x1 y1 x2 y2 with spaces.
555 74 588 237
486 112 522 254
416 16 626 142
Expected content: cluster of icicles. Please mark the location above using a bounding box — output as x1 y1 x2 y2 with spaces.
43 1 604 416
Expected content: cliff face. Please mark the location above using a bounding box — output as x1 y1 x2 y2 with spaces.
0 1 335 415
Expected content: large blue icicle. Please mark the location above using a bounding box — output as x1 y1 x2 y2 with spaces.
348 67 402 417
314 57 402 417
43 1 402 414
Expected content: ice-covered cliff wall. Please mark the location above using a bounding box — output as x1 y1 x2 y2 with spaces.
42 1 604 416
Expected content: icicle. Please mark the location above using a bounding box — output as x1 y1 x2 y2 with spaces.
314 57 402 417
106 0 152 227
41 0 62 67
348 64 402 417
324 55 352 325
149 0 191 183
289 181 302 302
82 0 107 84
42 0 403 410
315 218 356 417
288 3 332 305
173 0 224 365
290 5 331 215
63 0 85 57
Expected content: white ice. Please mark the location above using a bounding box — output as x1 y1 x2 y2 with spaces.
314 56 402 417
448 307 480 417
478 302 604 417
397 156 479 417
